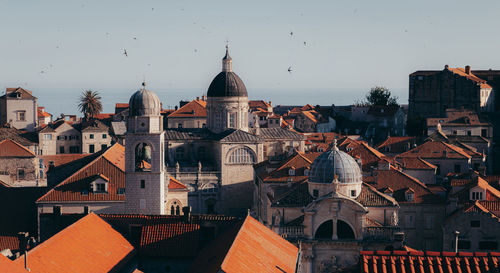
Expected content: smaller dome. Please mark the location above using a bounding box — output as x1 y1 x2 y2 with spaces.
129 86 161 116
308 144 362 184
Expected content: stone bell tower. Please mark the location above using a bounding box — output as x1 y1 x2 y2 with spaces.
125 83 166 214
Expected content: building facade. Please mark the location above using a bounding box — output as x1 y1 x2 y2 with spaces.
0 88 38 132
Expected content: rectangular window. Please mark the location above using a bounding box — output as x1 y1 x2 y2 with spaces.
17 111 26 121
313 189 319 198
44 134 52 140
405 214 415 228
470 220 480 228
178 123 183 128
478 241 498 250
229 113 236 128
481 129 487 137
140 180 145 189
101 144 107 151
102 134 107 139
351 190 356 197
89 144 95 153
59 146 65 154
458 240 471 250
69 146 79 153
17 169 25 180
89 134 94 139
467 131 472 136
96 183 106 192
117 188 125 194
454 164 461 173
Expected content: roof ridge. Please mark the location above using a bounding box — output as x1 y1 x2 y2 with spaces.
441 142 473 158
0 139 36 157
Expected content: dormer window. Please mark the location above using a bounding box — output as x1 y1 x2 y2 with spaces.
288 168 295 176
304 168 310 176
405 189 414 202
471 191 483 200
90 175 109 193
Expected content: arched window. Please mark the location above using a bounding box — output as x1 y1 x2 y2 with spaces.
175 147 185 161
175 205 180 215
170 206 175 215
315 220 333 239
228 147 255 164
135 143 152 171
337 220 355 239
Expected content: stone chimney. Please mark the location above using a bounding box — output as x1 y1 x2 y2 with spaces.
465 65 471 74
393 232 405 250
17 232 29 271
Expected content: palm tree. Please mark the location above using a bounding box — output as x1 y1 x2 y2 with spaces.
78 90 102 121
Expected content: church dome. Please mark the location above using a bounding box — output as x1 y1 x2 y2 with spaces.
308 142 362 184
128 84 161 116
207 46 248 98
207 71 248 97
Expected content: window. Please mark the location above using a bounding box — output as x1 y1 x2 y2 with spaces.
288 168 295 176
229 113 236 128
175 147 185 161
406 192 414 202
69 146 79 153
101 144 107 151
175 206 180 215
228 147 255 164
351 190 356 197
453 130 457 135
44 134 52 140
17 111 26 121
454 164 461 173
89 134 94 139
102 134 107 139
479 241 498 250
470 220 480 228
117 188 125 194
313 189 319 198
458 240 471 250
471 191 483 200
96 183 106 192
57 136 61 140
89 144 95 153
17 169 25 180
481 129 487 137
405 214 415 228
178 123 183 128
59 146 65 154
467 131 471 136
140 180 145 189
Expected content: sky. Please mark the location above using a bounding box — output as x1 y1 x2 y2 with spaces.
1 0 500 112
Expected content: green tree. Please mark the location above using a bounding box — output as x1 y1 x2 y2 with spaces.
365 86 398 106
78 90 102 121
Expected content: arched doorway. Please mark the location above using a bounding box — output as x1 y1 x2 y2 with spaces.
337 220 355 239
315 220 333 239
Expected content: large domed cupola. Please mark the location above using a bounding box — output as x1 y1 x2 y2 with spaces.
206 46 249 133
129 82 162 116
308 140 363 199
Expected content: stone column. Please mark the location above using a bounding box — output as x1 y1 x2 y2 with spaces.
332 218 338 240
304 211 315 239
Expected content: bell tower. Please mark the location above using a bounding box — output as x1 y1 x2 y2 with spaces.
125 83 166 214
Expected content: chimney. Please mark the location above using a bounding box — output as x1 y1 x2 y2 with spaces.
393 232 405 250
17 232 30 271
465 65 471 74
182 206 191 223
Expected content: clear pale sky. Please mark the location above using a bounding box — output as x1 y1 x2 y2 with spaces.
1 0 500 96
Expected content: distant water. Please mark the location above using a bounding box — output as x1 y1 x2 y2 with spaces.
34 87 408 117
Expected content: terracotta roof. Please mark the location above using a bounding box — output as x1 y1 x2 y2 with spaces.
168 99 207 118
37 144 125 203
347 142 386 172
377 136 415 149
301 110 318 123
360 250 500 273
168 176 188 190
0 254 27 273
38 119 75 133
356 183 398 207
398 141 474 159
0 234 20 252
0 125 35 147
3 87 35 100
365 218 383 227
271 180 313 207
0 139 35 157
140 222 200 257
41 154 90 170
461 200 500 219
451 176 500 202
189 215 298 273
37 107 51 118
367 169 441 204
249 100 272 110
94 113 114 120
395 157 437 170
427 109 491 127
80 119 110 132
449 67 492 88
115 103 129 108
15 213 135 273
259 152 321 183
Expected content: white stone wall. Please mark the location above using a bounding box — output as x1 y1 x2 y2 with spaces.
207 96 249 133
428 126 492 138
167 117 206 129
81 131 112 153
1 98 37 131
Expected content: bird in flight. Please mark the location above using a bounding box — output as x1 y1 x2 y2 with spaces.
123 49 128 57
303 41 307 46
290 31 293 36
133 37 137 40
288 66 292 73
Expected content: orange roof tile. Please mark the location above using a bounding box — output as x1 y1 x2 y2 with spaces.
220 216 298 273
140 222 200 257
115 103 129 108
361 250 500 273
249 100 272 109
168 176 188 190
398 141 474 159
168 99 207 118
377 136 415 149
260 152 321 183
452 177 500 202
14 213 135 273
41 154 91 170
395 157 437 170
448 67 492 88
0 139 35 157
37 107 51 118
0 254 27 273
94 113 114 120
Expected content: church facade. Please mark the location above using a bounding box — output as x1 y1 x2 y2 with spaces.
124 48 305 216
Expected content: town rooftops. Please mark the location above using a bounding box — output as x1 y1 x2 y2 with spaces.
37 143 125 203
14 213 135 273
398 141 480 159
189 215 298 273
37 107 51 118
427 109 491 127
168 99 207 118
377 136 415 150
0 124 36 147
360 250 500 273
410 66 493 89
451 176 500 202
2 87 36 100
168 176 188 190
395 157 437 170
